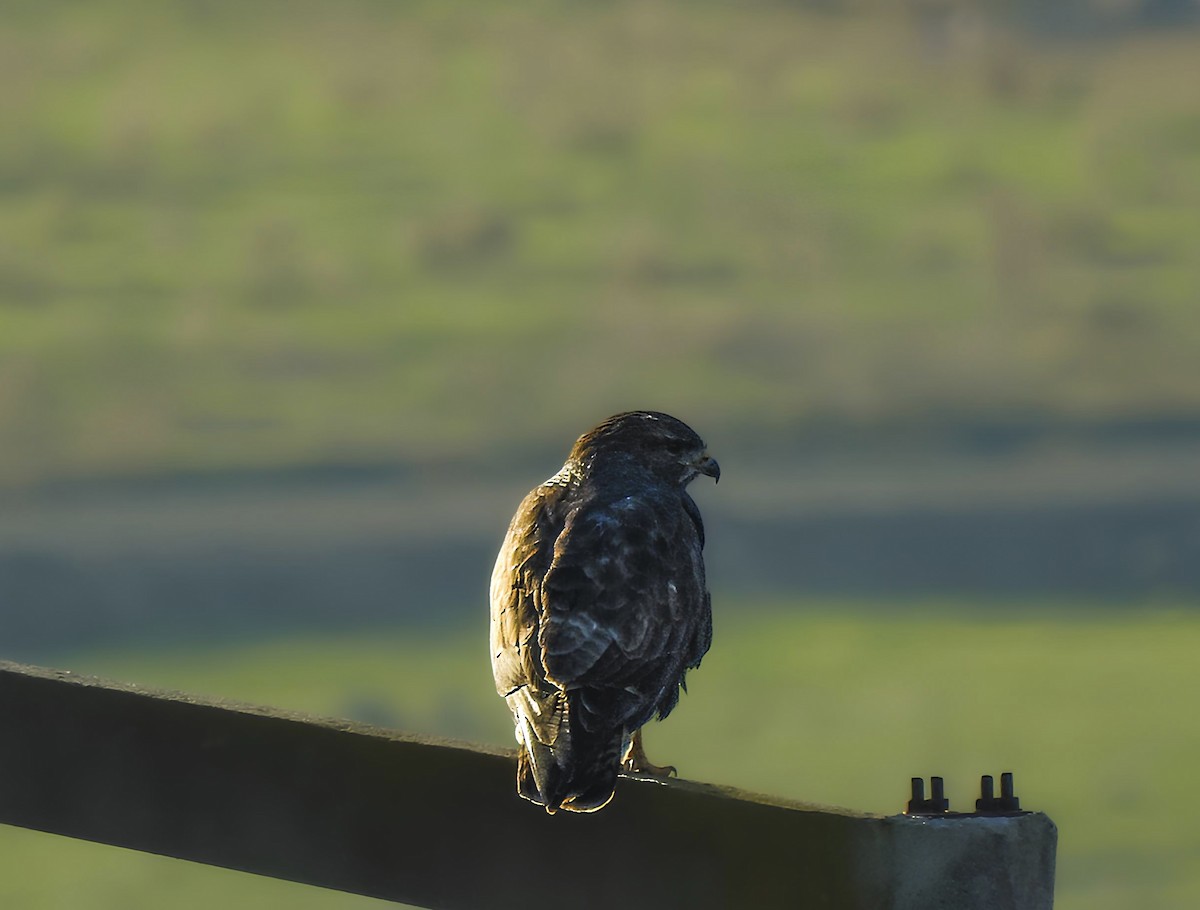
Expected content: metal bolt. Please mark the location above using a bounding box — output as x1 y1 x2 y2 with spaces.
930 776 946 807
906 775 950 814
976 771 1021 813
1001 772 1016 804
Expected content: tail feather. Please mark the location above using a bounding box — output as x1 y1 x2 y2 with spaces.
509 686 626 813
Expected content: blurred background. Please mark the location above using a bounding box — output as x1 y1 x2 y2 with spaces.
1 0 1198 907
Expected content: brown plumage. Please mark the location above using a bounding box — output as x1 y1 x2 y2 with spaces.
490 411 719 813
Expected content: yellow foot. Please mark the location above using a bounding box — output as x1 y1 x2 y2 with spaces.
621 729 677 778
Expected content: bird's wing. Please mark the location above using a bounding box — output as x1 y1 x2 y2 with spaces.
490 483 558 700
537 491 709 703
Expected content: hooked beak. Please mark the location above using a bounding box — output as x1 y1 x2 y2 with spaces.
695 452 721 484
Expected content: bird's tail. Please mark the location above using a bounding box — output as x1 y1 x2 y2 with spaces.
509 688 625 814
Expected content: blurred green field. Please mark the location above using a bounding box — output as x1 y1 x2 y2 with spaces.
2 3 1198 907
2 605 1196 909
2 1 1199 486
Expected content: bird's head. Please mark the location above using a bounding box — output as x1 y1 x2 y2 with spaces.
569 411 720 488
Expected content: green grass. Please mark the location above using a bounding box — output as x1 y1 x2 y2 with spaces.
2 2 1200 486
2 605 1196 909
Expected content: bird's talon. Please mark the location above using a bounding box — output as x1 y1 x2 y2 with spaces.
623 759 677 779
622 730 677 778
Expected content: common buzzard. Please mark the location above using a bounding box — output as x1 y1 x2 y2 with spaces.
490 411 719 813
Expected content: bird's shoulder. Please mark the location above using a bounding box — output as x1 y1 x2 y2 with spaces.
556 475 702 565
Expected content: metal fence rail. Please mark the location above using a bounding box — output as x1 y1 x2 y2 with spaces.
0 661 1056 909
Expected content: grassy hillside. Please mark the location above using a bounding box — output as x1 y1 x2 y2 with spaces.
2 605 1196 909
2 2 1199 485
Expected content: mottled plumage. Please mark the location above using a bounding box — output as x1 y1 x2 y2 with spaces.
490 411 719 813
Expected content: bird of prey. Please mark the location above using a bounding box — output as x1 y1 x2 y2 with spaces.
490 411 719 813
